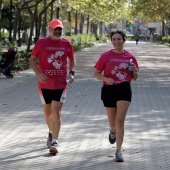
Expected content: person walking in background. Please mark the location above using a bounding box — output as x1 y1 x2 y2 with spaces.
134 32 140 45
94 30 139 162
150 33 153 43
144 33 148 42
29 19 76 154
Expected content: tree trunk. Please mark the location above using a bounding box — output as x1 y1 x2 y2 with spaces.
99 21 103 39
0 0 3 16
91 23 98 40
50 2 53 20
79 14 84 34
86 15 89 34
0 0 3 39
74 11 78 34
26 6 37 53
42 0 47 37
13 9 21 41
162 20 165 36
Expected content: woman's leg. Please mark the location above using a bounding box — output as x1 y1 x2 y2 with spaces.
105 107 117 133
116 100 130 150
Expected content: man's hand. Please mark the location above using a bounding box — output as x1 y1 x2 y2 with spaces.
66 74 74 84
36 72 47 83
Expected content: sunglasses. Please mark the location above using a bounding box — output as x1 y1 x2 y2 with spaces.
52 27 62 31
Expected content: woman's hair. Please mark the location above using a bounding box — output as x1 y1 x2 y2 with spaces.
110 30 127 42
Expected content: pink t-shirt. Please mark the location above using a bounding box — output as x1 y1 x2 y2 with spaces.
31 36 74 89
94 49 139 85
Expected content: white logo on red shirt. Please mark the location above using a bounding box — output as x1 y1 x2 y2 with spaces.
111 63 128 80
48 51 64 69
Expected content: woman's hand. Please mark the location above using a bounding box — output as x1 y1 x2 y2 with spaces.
94 69 115 85
128 63 138 72
105 77 115 85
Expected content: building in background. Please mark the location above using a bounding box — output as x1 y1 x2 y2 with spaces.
147 22 162 35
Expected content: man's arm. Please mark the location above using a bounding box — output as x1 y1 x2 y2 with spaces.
68 57 76 72
29 55 46 83
67 57 76 83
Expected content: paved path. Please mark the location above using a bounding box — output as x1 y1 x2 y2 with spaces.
0 41 170 170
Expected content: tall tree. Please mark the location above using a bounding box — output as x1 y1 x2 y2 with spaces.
129 0 170 35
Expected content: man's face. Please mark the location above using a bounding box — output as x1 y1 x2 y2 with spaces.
49 27 63 40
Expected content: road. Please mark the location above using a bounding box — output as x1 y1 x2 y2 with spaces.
0 41 170 170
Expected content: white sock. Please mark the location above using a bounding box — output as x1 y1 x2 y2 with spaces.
52 139 58 144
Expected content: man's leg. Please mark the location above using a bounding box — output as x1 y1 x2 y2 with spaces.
49 100 63 154
43 104 52 131
43 104 53 148
51 100 63 140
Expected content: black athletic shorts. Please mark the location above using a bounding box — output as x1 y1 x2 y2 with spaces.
39 88 66 104
101 82 132 107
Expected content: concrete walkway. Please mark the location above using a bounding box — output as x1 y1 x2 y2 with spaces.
0 41 170 170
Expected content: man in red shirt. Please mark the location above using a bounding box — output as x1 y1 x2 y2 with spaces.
30 19 76 154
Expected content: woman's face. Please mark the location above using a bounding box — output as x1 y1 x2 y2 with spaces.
111 33 124 52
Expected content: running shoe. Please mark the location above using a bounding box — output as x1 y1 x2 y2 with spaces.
109 130 116 144
47 132 52 148
115 150 124 162
49 142 58 154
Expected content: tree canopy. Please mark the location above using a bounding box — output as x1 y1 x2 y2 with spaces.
129 0 170 22
0 0 170 51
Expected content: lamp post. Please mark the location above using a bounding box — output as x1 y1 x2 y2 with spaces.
0 3 3 39
56 0 61 19
0 3 3 19
67 6 72 36
17 0 21 46
9 0 13 42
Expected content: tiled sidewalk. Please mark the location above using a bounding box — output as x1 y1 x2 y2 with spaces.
0 41 170 170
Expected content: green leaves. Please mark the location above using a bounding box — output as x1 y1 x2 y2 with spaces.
129 0 170 21
68 0 128 23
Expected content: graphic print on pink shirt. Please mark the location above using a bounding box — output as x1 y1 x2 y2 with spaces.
111 62 129 81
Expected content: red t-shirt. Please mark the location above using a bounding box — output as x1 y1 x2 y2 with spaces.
94 49 139 85
31 36 74 89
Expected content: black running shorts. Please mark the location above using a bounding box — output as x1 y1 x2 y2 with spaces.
39 88 66 104
101 82 132 107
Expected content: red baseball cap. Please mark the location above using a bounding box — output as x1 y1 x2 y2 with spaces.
48 19 63 29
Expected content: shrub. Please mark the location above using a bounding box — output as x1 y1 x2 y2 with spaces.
65 33 99 51
162 35 170 43
13 51 30 71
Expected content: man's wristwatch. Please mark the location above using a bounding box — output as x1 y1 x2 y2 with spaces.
69 71 75 76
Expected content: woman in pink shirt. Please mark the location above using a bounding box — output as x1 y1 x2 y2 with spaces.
94 30 139 162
